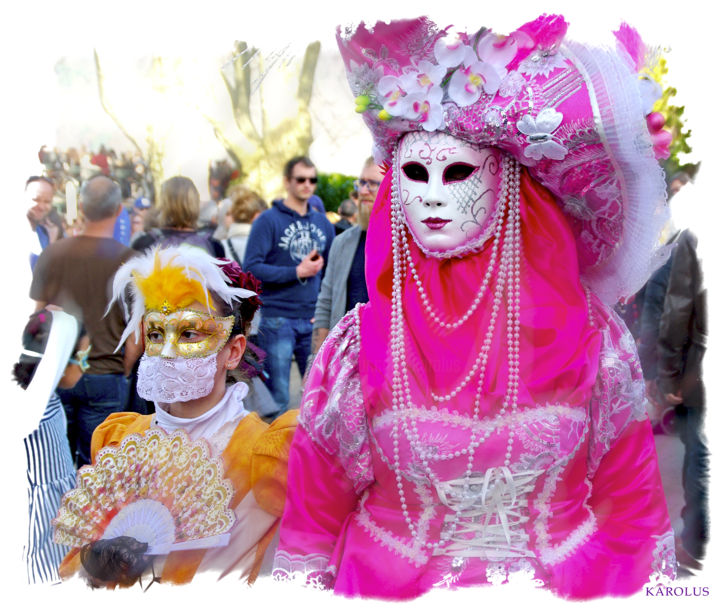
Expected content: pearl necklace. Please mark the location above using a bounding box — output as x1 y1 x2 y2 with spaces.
388 148 523 550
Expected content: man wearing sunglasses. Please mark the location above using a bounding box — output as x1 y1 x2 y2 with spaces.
244 156 335 418
312 157 383 353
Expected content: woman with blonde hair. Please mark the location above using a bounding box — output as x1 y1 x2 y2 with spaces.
221 185 268 265
132 176 224 257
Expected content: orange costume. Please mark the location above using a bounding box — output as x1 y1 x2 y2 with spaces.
59 407 296 584
54 246 293 586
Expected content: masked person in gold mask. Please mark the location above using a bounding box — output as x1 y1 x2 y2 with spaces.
55 245 296 587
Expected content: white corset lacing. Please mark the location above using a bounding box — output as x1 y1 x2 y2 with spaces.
433 467 543 561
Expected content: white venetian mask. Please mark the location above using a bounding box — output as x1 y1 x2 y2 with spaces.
397 131 502 257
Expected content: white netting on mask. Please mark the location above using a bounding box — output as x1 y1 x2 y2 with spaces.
137 353 218 403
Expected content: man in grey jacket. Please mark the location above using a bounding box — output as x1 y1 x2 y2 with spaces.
658 227 708 571
312 158 383 352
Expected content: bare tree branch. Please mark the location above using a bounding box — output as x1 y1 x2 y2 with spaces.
200 111 243 168
297 41 321 109
93 49 144 157
204 41 320 200
237 41 255 108
258 52 268 138
228 41 261 144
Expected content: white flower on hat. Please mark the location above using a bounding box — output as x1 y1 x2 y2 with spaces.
445 31 521 107
434 34 475 68
378 75 412 117
399 60 446 92
476 32 525 70
517 108 568 160
404 86 445 131
448 60 503 106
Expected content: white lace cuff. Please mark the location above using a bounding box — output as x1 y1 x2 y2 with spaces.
272 551 336 590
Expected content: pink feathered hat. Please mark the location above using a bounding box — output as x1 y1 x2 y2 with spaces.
337 15 671 304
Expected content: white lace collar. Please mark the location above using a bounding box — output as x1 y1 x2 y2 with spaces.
153 382 250 442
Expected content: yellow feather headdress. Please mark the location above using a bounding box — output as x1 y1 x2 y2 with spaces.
108 245 256 350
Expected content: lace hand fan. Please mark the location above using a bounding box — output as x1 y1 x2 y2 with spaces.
53 428 236 555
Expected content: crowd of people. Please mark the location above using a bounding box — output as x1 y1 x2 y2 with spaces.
38 144 154 203
14 11 707 601
20 146 384 585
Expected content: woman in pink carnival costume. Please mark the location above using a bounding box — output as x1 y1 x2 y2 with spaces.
273 14 677 599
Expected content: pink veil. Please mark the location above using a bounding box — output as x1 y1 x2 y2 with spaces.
358 160 602 418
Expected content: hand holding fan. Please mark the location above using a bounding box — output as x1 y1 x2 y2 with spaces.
54 428 237 585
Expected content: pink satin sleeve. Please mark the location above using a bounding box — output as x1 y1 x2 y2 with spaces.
548 297 676 598
273 307 370 588
273 426 360 587
549 418 675 598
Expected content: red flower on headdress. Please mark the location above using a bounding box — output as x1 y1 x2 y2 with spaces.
646 112 672 160
218 258 262 308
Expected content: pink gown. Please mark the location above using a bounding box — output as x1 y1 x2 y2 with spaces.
273 169 675 599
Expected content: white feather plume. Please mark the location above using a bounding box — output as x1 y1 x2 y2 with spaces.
107 245 257 352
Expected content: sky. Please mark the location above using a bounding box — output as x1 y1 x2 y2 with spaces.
1 1 712 191
0 0 716 607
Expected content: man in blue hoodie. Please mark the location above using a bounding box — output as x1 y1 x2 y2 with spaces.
244 156 334 416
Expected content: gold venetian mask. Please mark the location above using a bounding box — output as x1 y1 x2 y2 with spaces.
143 309 234 359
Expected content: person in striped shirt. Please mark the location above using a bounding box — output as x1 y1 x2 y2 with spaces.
13 308 89 584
